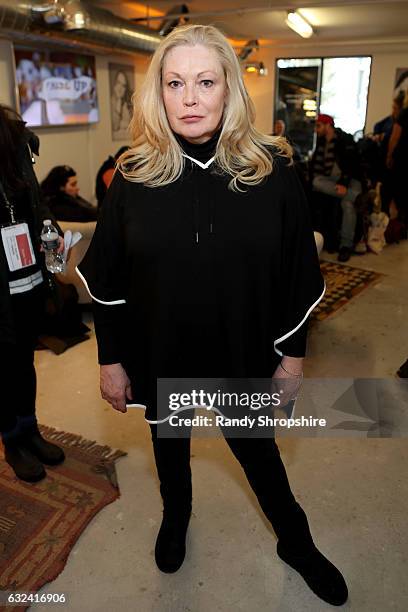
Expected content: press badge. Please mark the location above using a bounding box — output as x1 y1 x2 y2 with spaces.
1 222 36 272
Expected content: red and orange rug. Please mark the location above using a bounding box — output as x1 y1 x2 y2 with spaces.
0 427 126 611
312 260 383 321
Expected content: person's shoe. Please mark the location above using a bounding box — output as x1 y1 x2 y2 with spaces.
155 510 191 573
4 442 46 483
354 240 367 254
22 430 65 466
277 541 348 606
397 359 408 378
337 246 351 263
325 240 338 254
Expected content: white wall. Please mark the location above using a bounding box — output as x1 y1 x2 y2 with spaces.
0 39 16 107
0 36 149 202
243 42 408 135
366 52 408 130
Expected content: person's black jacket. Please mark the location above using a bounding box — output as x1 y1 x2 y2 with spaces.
46 192 98 222
0 237 13 344
310 127 363 187
0 125 61 344
374 115 393 138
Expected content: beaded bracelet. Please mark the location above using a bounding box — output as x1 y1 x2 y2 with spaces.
279 362 303 377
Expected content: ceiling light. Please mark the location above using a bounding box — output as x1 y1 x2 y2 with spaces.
259 62 268 76
285 11 314 39
63 1 90 30
303 99 317 111
244 62 268 76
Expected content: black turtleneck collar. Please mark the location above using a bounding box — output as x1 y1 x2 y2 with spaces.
175 129 221 163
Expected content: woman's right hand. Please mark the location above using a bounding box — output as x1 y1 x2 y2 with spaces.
100 363 133 413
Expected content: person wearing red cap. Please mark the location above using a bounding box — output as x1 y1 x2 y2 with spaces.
316 114 334 127
310 114 363 262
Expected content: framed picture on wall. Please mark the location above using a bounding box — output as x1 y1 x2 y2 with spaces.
109 63 135 141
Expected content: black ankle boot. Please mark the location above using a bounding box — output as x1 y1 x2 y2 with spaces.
155 509 191 573
277 540 348 606
22 429 65 466
4 441 46 483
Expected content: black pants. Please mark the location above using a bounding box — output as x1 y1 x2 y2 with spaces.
0 285 43 441
149 424 315 551
393 162 408 224
382 164 408 224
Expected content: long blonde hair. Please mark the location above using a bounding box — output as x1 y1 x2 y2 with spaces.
119 24 292 191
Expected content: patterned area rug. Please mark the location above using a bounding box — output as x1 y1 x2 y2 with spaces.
311 260 383 321
0 426 126 612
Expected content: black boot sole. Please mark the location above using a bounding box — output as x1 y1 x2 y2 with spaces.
11 468 47 483
155 515 190 573
5 455 46 483
155 543 186 573
32 453 65 467
21 434 66 466
277 542 348 606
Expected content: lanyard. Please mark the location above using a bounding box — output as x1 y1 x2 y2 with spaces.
0 179 17 224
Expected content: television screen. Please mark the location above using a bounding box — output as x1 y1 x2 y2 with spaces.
14 48 99 127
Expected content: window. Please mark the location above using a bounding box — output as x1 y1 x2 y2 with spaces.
275 56 371 157
319 57 371 137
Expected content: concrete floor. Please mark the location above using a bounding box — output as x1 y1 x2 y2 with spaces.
32 242 408 611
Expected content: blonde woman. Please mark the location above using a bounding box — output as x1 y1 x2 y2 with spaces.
77 25 347 606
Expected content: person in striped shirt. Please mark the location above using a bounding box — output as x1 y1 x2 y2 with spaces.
310 114 363 262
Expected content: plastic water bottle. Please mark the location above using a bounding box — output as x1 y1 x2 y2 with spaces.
41 220 65 273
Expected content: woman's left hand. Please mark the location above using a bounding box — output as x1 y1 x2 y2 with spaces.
271 358 303 409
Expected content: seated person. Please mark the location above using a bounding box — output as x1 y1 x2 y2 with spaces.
41 165 98 222
273 119 302 162
310 114 363 262
273 119 285 137
95 146 129 208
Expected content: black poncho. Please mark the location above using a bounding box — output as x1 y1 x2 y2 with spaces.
77 133 325 421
